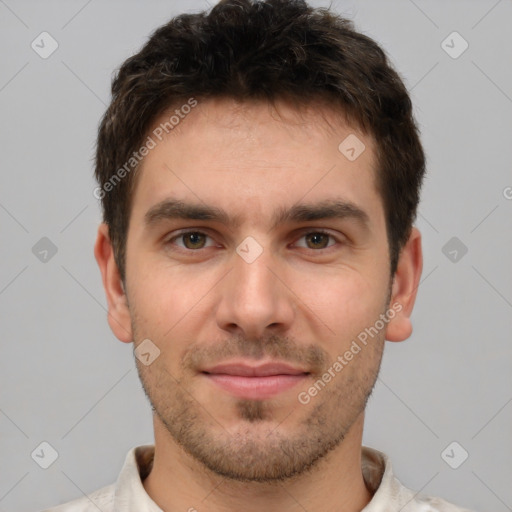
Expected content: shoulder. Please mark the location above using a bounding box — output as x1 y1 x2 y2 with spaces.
361 446 476 512
38 483 115 512
403 494 476 512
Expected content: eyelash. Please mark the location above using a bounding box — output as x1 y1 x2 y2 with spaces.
164 229 341 253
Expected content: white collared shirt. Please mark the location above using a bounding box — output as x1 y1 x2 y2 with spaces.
40 445 475 512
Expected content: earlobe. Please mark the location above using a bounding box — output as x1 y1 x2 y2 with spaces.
385 227 423 342
94 223 133 343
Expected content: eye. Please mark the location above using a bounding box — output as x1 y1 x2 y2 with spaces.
165 229 340 253
294 231 338 250
166 231 215 250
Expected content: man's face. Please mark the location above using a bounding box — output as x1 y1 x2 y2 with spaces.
122 98 393 481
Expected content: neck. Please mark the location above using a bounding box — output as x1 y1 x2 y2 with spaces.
143 412 373 512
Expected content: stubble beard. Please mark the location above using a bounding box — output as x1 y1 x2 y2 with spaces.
133 327 385 483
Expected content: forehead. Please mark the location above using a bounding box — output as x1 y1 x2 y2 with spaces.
151 96 372 157
129 97 382 229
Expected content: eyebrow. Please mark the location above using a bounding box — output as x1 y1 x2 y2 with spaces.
144 198 370 232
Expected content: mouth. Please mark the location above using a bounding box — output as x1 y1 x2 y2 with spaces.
200 361 310 400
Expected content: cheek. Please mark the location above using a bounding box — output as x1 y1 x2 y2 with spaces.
128 261 220 340
298 268 388 343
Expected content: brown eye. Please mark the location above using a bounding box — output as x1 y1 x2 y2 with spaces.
293 230 338 251
305 232 330 249
181 232 207 249
166 231 212 250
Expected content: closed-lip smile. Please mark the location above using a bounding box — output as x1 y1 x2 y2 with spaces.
201 360 310 400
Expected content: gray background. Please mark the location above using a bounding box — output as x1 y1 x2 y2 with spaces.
1 0 511 511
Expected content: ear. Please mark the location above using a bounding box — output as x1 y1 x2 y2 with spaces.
94 222 133 343
385 227 423 342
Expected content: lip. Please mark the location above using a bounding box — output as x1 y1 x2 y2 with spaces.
201 361 310 400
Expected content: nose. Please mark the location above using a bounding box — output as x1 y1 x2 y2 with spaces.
215 243 295 340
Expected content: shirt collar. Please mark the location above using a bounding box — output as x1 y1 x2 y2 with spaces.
113 445 161 512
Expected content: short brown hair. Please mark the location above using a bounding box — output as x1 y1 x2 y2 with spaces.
94 0 426 283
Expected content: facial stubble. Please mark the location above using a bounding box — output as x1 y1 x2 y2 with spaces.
132 318 386 483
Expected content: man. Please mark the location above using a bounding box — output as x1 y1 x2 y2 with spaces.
44 0 474 510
